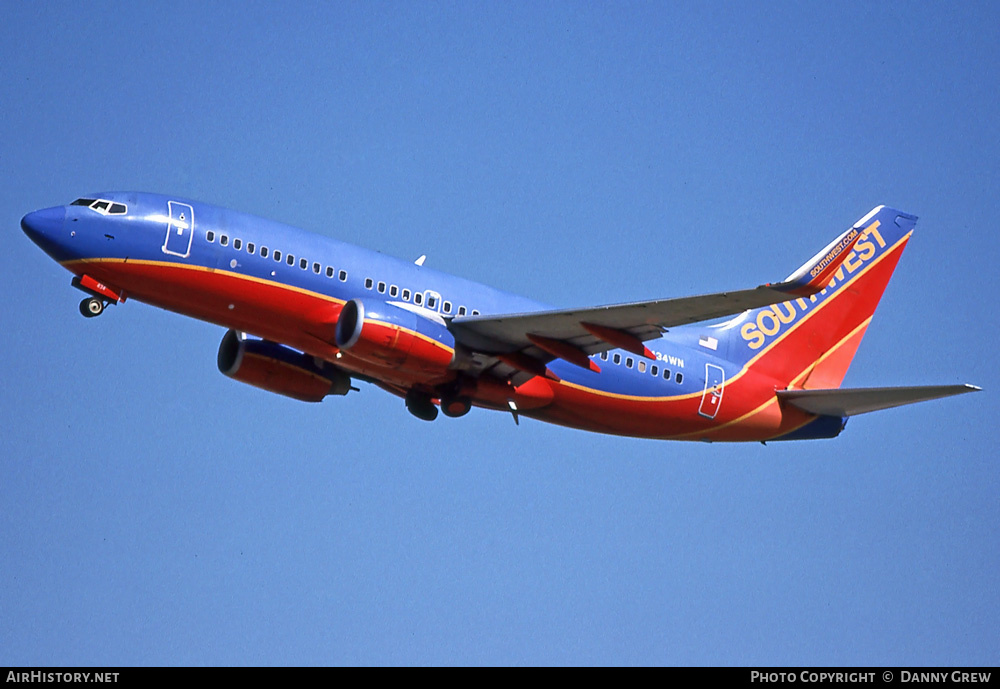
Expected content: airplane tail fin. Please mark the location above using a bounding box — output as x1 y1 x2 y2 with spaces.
715 206 917 389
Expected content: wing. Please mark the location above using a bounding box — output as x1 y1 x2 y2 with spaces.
450 281 833 355
776 384 981 417
449 216 867 375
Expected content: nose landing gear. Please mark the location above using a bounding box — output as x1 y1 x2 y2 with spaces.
71 275 125 319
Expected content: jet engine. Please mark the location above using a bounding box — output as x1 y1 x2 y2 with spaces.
334 298 455 377
217 330 352 402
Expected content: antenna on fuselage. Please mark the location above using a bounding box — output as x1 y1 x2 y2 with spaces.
507 399 519 426
414 255 426 266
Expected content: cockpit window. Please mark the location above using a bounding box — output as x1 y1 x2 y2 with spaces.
71 198 127 215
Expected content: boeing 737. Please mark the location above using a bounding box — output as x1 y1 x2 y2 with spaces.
21 194 978 441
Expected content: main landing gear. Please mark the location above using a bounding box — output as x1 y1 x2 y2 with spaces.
79 297 105 318
404 390 473 422
441 396 472 418
405 390 439 422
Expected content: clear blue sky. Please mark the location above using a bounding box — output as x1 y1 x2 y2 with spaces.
2 1 997 665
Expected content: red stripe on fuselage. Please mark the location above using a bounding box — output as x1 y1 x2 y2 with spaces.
62 258 457 391
66 258 345 357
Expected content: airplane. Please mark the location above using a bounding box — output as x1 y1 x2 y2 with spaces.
21 193 978 442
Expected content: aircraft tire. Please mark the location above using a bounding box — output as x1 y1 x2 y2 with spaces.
441 396 471 418
80 297 104 318
405 390 439 422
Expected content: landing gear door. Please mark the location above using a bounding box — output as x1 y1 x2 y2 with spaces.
162 201 195 258
698 363 725 419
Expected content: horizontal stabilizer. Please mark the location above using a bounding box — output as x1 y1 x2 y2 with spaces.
777 384 980 417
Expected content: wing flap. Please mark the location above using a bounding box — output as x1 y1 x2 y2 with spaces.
777 384 981 417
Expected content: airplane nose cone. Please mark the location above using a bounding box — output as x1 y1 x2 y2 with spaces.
21 206 66 244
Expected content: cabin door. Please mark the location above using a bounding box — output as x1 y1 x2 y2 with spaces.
698 363 726 419
162 201 195 258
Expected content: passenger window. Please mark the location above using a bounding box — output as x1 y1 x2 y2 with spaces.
414 293 423 305
220 235 229 246
377 281 386 293
299 258 307 270
638 361 646 373
626 357 634 369
326 266 334 278
651 365 658 376
663 369 671 380
389 285 398 297
365 278 373 289
313 262 320 274
458 306 466 316
287 254 295 266
427 295 436 309
261 247 268 258
234 238 242 250
248 243 255 254
613 353 621 365
472 310 480 316
339 270 347 281
402 289 410 301
600 351 608 361
676 372 683 384
443 301 452 313
273 250 281 261
206 231 215 242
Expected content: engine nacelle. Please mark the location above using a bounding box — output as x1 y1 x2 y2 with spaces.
217 330 351 402
334 298 455 376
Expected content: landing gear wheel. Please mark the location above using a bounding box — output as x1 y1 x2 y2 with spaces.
405 390 439 422
441 396 472 418
79 297 105 318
